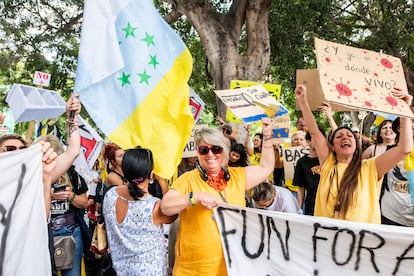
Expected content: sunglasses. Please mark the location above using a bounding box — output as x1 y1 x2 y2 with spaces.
2 145 28 152
197 145 223 155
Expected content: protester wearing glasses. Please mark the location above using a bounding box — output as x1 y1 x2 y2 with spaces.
252 179 302 213
161 117 275 275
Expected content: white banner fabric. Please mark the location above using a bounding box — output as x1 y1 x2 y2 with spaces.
0 144 51 275
214 204 414 276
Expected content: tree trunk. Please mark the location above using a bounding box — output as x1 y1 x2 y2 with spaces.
170 0 272 118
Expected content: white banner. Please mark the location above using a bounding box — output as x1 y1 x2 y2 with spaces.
0 145 51 275
214 204 414 276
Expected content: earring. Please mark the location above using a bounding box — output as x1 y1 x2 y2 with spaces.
149 178 154 185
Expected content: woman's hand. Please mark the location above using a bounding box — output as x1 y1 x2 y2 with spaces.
261 117 273 136
51 187 72 201
392 87 413 106
318 101 332 114
66 93 81 122
194 192 220 210
295 84 308 104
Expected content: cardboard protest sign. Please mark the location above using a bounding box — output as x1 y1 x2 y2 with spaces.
215 85 290 141
215 85 287 122
182 124 208 158
314 37 413 118
214 204 414 276
226 80 282 123
282 146 309 181
0 145 51 275
296 69 351 111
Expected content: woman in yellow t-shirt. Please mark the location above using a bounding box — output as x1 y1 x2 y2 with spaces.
161 117 275 275
295 84 412 223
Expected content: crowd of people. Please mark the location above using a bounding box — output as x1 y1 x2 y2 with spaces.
2 84 414 275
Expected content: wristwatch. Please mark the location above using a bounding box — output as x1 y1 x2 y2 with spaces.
188 192 196 206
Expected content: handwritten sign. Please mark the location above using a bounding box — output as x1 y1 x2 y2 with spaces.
214 204 414 275
296 69 351 111
227 80 282 123
315 37 413 118
33 71 51 87
0 145 51 275
215 85 289 123
182 124 208 158
282 146 308 181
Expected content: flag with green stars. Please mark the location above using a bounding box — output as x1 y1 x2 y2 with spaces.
74 0 194 178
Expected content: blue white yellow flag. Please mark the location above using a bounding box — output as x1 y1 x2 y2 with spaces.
74 0 194 178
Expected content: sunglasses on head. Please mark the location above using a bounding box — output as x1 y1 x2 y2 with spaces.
197 145 223 155
2 145 27 152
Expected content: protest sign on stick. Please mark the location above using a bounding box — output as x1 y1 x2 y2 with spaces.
227 80 282 123
215 85 290 142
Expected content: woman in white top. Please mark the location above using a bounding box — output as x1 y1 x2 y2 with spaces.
362 119 397 159
104 148 176 275
251 180 302 214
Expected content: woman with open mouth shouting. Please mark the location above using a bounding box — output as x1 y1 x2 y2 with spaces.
295 84 412 224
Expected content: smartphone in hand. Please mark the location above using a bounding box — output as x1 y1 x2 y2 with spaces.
53 183 67 193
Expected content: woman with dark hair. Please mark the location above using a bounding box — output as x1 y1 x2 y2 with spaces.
295 84 412 223
103 148 176 275
228 143 249 167
103 143 125 187
362 119 397 159
250 132 263 165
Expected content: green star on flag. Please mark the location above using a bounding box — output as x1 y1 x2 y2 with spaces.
149 55 159 69
75 0 194 179
118 72 131 87
142 32 155 47
122 22 137 38
137 70 151 85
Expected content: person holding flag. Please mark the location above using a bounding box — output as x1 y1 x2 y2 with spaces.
74 0 194 181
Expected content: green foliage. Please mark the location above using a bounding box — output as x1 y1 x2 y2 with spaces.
0 0 413 136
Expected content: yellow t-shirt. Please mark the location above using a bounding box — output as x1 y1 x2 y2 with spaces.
314 153 382 223
250 152 261 166
170 167 246 276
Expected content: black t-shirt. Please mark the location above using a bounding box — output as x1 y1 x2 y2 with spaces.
51 166 88 218
292 155 320 216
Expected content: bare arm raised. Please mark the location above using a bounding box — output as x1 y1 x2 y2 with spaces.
52 94 81 182
245 117 275 190
295 85 330 165
375 91 413 178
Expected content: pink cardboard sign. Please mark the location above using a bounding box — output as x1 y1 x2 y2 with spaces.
314 37 413 118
